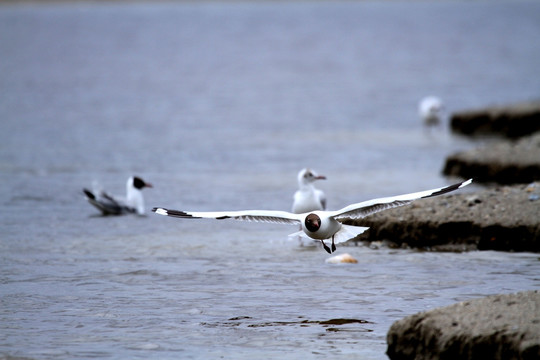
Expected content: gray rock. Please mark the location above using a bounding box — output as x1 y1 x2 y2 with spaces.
353 183 540 252
443 133 540 184
386 290 540 360
450 100 540 138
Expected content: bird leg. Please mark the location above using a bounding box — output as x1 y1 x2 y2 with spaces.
320 240 332 254
331 235 336 253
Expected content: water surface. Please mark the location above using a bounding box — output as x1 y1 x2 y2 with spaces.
1 1 540 359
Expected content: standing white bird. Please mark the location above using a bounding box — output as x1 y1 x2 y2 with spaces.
419 96 444 127
153 179 472 254
83 176 152 216
292 168 327 214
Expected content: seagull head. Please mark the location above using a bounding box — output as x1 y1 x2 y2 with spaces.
127 176 152 215
304 213 321 232
131 176 153 190
298 168 326 187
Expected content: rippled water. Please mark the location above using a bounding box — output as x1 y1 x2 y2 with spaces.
1 1 540 359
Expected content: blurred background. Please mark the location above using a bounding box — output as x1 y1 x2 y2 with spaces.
1 1 539 359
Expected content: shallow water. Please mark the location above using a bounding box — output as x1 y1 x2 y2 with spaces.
1 1 540 359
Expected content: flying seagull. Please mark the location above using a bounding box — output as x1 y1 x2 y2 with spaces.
83 176 152 215
292 168 327 214
153 179 472 253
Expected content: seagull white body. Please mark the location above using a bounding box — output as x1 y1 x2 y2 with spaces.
83 176 152 215
292 168 327 214
153 179 472 253
419 96 444 127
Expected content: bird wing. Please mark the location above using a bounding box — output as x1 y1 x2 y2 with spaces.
153 208 302 226
100 190 136 213
331 179 472 221
84 189 131 215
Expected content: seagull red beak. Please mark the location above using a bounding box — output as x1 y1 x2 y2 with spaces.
145 182 153 188
316 175 326 180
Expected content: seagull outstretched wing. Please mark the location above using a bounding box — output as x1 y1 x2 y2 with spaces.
153 208 302 226
330 179 472 222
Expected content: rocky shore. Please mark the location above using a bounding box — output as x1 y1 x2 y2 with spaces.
443 101 540 184
443 133 540 184
450 100 540 138
376 101 540 359
353 182 540 252
386 290 540 360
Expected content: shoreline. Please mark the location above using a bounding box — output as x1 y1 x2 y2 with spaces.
353 182 540 253
382 100 540 359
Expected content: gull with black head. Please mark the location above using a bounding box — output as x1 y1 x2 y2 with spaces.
153 179 472 254
83 176 152 216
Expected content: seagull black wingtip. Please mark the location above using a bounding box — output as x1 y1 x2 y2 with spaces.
83 188 96 200
422 178 473 199
152 207 203 219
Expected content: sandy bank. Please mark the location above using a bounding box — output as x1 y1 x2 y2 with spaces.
352 182 540 252
386 290 540 360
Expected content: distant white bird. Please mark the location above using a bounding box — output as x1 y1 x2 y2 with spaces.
153 179 472 254
83 176 152 215
419 96 444 127
292 168 327 214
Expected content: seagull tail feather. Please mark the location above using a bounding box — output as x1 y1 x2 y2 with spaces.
334 225 370 245
287 225 369 245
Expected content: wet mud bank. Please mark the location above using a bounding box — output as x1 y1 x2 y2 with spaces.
450 100 540 138
386 290 540 360
366 101 540 359
353 182 540 252
443 133 540 184
444 101 540 184
363 182 540 359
